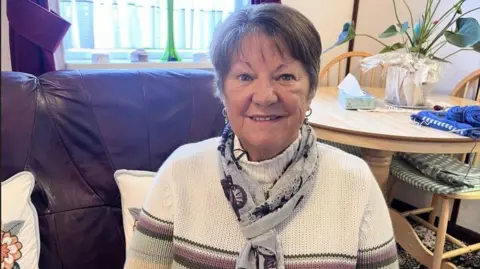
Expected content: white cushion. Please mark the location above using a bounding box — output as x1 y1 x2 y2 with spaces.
1 171 40 269
114 169 156 250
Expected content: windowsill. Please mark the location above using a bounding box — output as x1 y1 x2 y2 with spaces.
65 60 213 70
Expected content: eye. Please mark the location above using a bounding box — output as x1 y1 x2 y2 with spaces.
278 74 296 81
238 74 253 82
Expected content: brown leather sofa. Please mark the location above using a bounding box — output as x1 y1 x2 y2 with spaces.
1 69 225 269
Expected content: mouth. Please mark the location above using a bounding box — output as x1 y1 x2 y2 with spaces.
248 115 284 122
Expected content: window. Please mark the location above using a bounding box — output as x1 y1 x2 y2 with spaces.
59 0 249 63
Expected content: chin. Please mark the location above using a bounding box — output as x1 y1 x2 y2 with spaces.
247 134 291 151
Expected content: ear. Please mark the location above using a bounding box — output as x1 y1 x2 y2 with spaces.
215 86 226 105
306 93 314 108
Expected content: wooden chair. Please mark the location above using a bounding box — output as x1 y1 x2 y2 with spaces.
390 159 480 269
451 69 480 165
451 69 480 101
317 51 376 155
389 70 480 269
319 51 382 87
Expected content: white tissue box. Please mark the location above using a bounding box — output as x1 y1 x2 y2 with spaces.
338 89 376 110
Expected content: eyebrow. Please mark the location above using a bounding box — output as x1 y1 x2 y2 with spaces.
237 61 287 71
275 64 287 72
233 61 289 73
239 60 252 69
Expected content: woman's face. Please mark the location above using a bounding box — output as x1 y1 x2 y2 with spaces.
223 33 311 161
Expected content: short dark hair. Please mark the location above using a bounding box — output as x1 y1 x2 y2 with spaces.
210 3 322 100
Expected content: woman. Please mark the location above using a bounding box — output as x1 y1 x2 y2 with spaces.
124 3 398 269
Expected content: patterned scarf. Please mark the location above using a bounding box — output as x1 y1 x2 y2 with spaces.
218 123 319 269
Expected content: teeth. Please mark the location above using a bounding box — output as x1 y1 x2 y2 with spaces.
252 116 278 121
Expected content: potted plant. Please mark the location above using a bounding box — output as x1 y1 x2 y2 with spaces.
327 0 480 107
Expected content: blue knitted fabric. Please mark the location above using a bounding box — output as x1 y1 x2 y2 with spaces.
446 106 480 127
411 110 480 139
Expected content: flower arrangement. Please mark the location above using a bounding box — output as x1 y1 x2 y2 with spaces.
328 0 479 60
326 0 480 107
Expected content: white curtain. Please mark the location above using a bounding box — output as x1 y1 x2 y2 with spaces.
59 0 248 60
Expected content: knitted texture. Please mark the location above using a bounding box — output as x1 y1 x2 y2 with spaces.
233 134 300 195
124 138 398 269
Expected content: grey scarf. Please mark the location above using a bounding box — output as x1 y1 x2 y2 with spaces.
218 123 319 269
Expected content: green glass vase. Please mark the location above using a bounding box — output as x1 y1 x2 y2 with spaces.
162 0 181 62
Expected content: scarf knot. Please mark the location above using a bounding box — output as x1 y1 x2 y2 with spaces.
218 123 319 269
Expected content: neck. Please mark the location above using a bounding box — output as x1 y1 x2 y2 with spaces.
238 136 298 162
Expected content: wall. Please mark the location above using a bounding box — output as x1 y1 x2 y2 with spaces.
282 0 354 84
355 0 480 233
1 0 11 71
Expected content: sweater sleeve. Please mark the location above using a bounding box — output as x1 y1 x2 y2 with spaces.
124 162 175 269
356 173 399 269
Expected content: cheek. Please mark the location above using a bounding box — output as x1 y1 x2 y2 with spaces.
223 91 250 119
283 91 310 120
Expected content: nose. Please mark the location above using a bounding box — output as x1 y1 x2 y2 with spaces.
251 77 278 107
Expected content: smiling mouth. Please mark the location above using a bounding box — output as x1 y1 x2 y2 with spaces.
249 116 283 121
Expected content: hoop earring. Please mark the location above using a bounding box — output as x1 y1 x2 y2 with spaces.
304 108 312 124
222 108 228 124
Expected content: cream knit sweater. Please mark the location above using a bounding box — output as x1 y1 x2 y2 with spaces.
124 137 399 269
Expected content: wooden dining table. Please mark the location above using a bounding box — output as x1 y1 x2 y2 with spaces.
308 87 480 197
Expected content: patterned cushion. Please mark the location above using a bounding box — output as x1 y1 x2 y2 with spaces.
1 171 41 269
317 139 363 157
391 157 480 194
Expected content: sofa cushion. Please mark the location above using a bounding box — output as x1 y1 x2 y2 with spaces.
1 171 41 269
0 72 37 181
114 169 156 250
1 69 225 269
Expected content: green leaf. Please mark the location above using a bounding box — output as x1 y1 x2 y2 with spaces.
445 17 480 48
379 25 398 38
379 22 409 39
379 42 406 53
473 41 480 52
323 22 356 53
4 220 25 235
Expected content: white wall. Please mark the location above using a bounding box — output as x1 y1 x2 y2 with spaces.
354 0 480 233
282 0 354 80
1 0 12 71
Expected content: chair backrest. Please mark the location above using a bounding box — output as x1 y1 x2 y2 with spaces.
451 69 480 101
319 51 381 87
450 69 480 166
